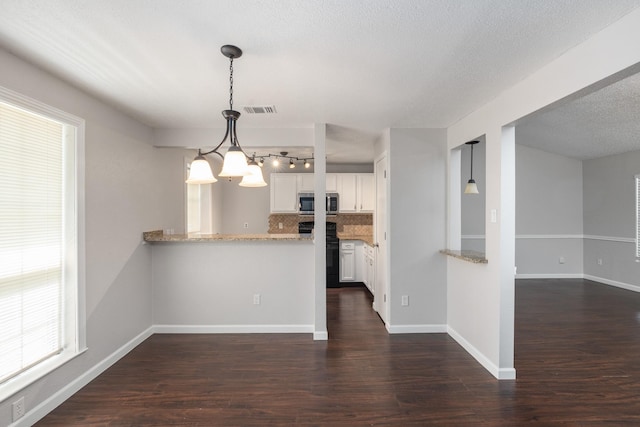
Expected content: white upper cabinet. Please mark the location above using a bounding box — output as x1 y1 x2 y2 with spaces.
337 173 374 213
270 172 374 214
298 173 338 193
358 174 375 212
338 174 358 213
326 173 338 192
270 173 298 213
297 173 314 192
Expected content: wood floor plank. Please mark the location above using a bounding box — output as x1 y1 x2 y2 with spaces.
36 279 640 426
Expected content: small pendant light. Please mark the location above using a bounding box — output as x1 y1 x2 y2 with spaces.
464 141 480 194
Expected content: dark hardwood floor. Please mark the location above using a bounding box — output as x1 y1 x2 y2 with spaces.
36 279 640 426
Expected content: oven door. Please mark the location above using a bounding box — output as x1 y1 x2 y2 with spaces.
298 193 314 214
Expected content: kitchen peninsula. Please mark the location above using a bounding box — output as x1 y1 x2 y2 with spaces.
142 229 315 334
143 230 312 242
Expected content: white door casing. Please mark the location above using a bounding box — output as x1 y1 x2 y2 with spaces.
374 154 389 324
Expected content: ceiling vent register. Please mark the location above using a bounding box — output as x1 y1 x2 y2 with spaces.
243 105 277 114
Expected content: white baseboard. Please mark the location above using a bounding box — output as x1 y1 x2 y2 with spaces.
386 324 447 334
516 273 640 293
17 326 154 427
153 324 315 334
447 326 516 380
313 330 328 340
516 273 583 279
584 274 640 293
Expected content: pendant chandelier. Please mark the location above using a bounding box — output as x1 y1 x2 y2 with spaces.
186 45 266 187
464 140 480 194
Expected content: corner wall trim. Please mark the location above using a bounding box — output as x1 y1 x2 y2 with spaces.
584 275 640 293
153 324 315 334
18 326 154 427
583 235 635 243
447 326 515 380
516 273 583 279
516 273 639 293
313 331 328 340
387 324 447 334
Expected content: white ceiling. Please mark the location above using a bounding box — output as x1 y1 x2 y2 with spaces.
1 0 640 162
516 72 640 160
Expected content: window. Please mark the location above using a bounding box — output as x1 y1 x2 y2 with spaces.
0 86 85 400
185 159 213 234
636 174 639 258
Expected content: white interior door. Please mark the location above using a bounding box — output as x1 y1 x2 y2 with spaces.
374 155 389 324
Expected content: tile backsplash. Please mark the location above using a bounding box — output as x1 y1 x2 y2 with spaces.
269 213 373 235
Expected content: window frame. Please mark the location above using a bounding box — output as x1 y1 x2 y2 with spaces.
0 85 86 402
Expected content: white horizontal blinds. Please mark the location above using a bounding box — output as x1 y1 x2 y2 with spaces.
636 175 640 258
0 101 64 384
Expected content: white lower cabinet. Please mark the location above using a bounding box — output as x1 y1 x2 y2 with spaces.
340 241 356 282
363 243 375 294
341 240 372 290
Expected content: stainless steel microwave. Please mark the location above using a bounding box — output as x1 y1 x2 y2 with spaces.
298 193 339 215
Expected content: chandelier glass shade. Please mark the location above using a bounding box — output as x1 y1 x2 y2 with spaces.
239 159 268 187
186 154 217 184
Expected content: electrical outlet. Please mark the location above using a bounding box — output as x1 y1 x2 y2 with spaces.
13 396 25 421
278 222 283 229
559 256 565 264
401 295 409 306
253 294 260 305
243 222 249 229
597 258 603 265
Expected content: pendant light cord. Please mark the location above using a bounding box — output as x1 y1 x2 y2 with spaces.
229 57 234 110
470 143 474 180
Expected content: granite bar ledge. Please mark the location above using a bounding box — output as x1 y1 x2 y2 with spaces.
440 249 488 264
143 230 313 242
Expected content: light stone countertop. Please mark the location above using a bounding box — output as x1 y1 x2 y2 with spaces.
440 249 488 264
337 233 375 246
143 230 313 242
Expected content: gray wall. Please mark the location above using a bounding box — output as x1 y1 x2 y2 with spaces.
388 128 447 329
152 241 315 329
220 177 271 234
0 48 186 425
515 144 584 276
583 149 640 289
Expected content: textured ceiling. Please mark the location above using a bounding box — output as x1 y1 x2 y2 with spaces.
0 0 639 162
517 72 640 160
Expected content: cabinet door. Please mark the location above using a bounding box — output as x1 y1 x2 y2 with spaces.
338 174 358 213
367 254 375 293
354 241 364 282
298 173 336 193
270 173 298 213
297 173 313 192
340 241 356 281
326 173 338 192
358 174 375 212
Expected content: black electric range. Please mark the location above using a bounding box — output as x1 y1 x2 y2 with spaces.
298 221 339 287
